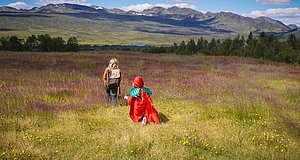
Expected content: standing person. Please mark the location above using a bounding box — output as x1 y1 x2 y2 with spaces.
124 76 161 126
103 58 121 106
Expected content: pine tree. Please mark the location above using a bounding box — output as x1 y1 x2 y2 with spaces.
186 39 196 54
287 34 297 49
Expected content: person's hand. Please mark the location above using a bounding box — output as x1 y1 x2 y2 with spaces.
124 96 128 100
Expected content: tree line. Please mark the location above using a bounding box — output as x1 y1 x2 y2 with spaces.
0 34 79 52
144 32 300 64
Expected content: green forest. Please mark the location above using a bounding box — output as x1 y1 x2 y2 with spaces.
1 32 299 64
145 32 300 64
0 34 79 52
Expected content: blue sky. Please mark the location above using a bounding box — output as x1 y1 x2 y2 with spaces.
1 0 300 25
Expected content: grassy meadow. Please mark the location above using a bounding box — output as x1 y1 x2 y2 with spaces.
0 51 300 159
0 13 200 45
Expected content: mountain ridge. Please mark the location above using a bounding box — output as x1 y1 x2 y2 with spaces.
0 3 298 44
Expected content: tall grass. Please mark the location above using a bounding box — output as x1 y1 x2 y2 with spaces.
0 51 300 159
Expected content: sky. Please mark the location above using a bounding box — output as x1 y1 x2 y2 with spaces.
0 0 300 26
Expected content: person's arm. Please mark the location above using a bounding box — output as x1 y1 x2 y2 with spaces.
102 67 108 86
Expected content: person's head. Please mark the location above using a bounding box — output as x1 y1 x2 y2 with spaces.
133 76 144 88
109 58 118 69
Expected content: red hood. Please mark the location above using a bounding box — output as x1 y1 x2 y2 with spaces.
134 76 144 88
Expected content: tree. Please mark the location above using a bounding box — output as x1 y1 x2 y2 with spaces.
219 38 232 56
197 37 204 51
287 34 297 49
175 41 185 54
0 37 9 51
38 34 52 52
52 37 65 51
259 31 267 45
186 39 196 54
25 35 38 51
208 38 217 54
246 31 255 46
67 37 79 52
9 36 23 51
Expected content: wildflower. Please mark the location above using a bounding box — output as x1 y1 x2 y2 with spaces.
1 152 5 156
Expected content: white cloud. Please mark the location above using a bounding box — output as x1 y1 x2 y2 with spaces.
171 0 194 3
34 0 90 6
256 0 291 5
172 3 197 9
120 3 153 12
7 2 31 9
120 3 197 12
251 7 300 26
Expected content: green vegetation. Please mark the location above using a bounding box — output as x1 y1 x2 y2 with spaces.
0 34 79 52
145 32 300 64
0 13 210 45
0 52 300 159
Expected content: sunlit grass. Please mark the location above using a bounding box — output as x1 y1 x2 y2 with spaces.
0 51 300 159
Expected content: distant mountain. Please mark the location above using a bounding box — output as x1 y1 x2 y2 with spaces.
107 8 126 14
0 6 19 12
288 24 298 30
139 6 207 20
0 3 296 44
255 16 290 31
28 3 103 13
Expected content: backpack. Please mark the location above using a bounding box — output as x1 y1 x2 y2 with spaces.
107 68 121 86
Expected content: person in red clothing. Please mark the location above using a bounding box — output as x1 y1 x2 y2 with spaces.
124 76 161 126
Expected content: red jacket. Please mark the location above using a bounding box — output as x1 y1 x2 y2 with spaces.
127 76 161 124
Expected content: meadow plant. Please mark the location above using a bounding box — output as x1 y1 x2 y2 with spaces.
0 51 300 159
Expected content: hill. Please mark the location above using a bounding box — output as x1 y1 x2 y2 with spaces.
0 51 300 159
0 3 297 44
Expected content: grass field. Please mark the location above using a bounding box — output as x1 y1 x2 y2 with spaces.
0 51 300 159
0 13 233 45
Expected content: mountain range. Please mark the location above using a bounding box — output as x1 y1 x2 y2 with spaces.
0 3 298 45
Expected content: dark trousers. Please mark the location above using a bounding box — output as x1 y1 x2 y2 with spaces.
106 84 118 106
